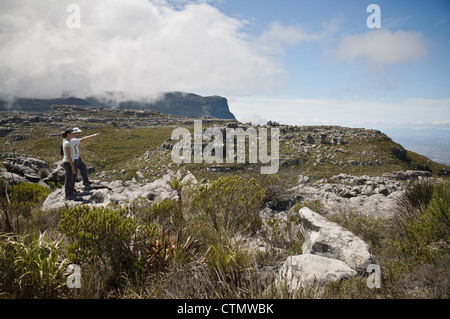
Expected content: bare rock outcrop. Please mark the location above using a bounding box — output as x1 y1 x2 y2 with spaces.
41 171 198 211
277 254 357 290
276 207 375 291
299 207 374 272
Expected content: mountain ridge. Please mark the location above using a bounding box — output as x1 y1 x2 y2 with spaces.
0 92 236 120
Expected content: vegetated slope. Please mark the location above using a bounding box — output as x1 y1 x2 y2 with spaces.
0 105 448 187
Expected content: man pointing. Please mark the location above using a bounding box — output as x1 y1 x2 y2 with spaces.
70 127 99 188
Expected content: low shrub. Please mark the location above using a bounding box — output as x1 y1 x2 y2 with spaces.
390 179 449 266
8 182 51 207
1 183 51 234
0 231 69 298
58 204 200 290
190 176 265 237
58 205 140 272
205 236 252 279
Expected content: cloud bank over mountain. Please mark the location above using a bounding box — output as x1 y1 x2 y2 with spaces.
0 0 288 99
2 0 445 131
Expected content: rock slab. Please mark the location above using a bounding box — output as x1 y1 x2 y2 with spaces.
277 254 357 289
41 171 198 211
299 207 373 272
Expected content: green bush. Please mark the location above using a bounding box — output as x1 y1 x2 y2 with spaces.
390 179 450 265
0 231 69 298
58 205 140 275
57 204 199 289
328 209 388 255
202 235 254 296
262 209 304 249
190 176 265 237
143 198 177 230
8 182 51 207
1 183 51 234
206 236 252 276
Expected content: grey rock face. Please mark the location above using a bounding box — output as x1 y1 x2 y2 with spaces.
0 171 29 185
299 207 374 272
3 155 49 182
303 133 315 144
43 161 66 184
277 254 357 290
41 170 198 211
0 127 14 137
287 172 430 218
274 207 375 290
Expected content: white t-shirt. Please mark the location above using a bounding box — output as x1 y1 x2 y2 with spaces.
62 140 75 163
70 138 81 160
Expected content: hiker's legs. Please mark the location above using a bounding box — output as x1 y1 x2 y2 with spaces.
63 162 75 197
72 159 79 189
77 157 90 185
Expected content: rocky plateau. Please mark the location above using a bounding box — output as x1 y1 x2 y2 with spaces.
1 104 449 289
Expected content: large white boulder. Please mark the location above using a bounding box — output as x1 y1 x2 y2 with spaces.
299 207 374 272
277 254 357 290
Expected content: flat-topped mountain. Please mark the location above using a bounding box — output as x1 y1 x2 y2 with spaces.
0 92 236 120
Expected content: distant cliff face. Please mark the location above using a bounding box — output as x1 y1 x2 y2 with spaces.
0 92 236 120
113 92 236 119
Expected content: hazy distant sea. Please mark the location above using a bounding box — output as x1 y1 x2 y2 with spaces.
381 128 450 166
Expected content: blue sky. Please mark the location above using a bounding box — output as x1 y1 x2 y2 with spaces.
217 0 450 101
0 0 449 129
211 0 450 127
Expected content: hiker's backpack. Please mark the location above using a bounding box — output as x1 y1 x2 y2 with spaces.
60 141 64 156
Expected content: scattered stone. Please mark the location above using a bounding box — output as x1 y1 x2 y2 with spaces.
136 171 144 179
303 133 315 144
0 127 14 137
383 170 431 180
287 171 427 218
161 138 174 150
298 174 312 185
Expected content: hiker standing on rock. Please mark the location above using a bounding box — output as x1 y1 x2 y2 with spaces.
70 127 99 188
62 129 77 200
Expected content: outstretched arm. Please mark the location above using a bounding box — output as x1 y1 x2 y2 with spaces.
80 133 100 142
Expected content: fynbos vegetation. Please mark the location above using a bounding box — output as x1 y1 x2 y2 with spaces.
0 106 449 299
0 173 448 299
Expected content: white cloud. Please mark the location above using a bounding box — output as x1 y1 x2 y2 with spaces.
0 0 286 99
257 22 321 50
435 14 449 27
239 113 268 125
256 17 343 55
337 29 427 67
